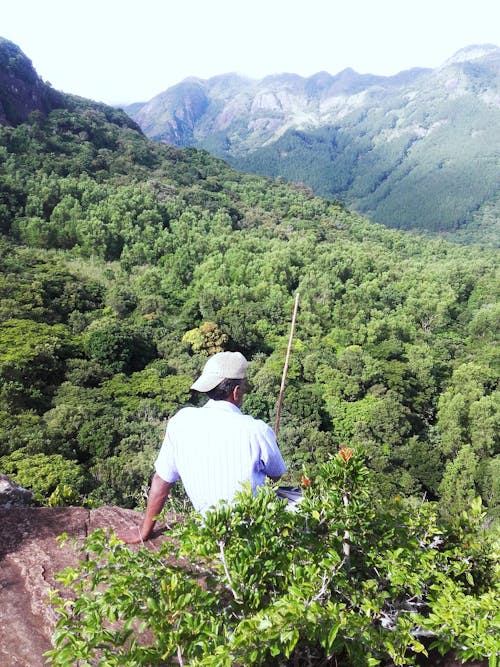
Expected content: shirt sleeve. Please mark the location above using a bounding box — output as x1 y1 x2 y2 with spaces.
256 421 287 478
154 425 181 484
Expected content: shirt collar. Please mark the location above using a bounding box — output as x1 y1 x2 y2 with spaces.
204 399 242 414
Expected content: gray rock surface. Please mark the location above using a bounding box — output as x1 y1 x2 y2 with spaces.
0 475 33 508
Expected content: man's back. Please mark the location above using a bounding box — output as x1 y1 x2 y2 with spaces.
118 351 287 544
155 399 286 513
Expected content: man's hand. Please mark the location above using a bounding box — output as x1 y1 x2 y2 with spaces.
117 474 174 545
117 525 148 545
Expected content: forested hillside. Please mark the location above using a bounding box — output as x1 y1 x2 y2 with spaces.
127 44 500 244
0 38 498 522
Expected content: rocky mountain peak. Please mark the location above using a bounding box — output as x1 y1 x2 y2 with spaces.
442 43 500 66
0 36 64 126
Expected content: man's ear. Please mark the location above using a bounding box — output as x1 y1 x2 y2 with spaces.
232 383 244 403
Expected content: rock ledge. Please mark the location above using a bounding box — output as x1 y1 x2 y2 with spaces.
0 505 166 666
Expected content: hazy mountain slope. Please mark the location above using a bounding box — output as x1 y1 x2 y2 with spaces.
126 45 500 241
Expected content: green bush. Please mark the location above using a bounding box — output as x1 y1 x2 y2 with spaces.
47 449 499 666
0 448 89 502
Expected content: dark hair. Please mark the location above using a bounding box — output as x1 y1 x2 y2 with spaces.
206 378 242 401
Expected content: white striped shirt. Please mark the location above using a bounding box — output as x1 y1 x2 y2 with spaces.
155 399 287 513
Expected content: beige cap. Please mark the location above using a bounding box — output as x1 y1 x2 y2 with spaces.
190 351 248 392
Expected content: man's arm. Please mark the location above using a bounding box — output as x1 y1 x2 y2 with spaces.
118 473 174 544
260 423 287 482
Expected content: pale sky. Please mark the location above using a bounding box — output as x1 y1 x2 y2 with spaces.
2 0 499 105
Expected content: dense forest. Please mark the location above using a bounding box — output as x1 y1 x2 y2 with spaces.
0 90 498 524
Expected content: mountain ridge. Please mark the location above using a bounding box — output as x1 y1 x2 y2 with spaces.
125 45 500 241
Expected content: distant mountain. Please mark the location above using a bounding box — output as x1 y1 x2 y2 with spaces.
125 45 500 242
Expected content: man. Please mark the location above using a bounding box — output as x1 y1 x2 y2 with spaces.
120 351 286 544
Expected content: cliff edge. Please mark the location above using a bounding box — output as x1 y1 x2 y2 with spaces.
0 37 65 126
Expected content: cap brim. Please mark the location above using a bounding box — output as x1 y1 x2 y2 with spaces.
190 375 222 392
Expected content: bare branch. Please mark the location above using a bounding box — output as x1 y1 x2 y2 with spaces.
217 539 242 603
